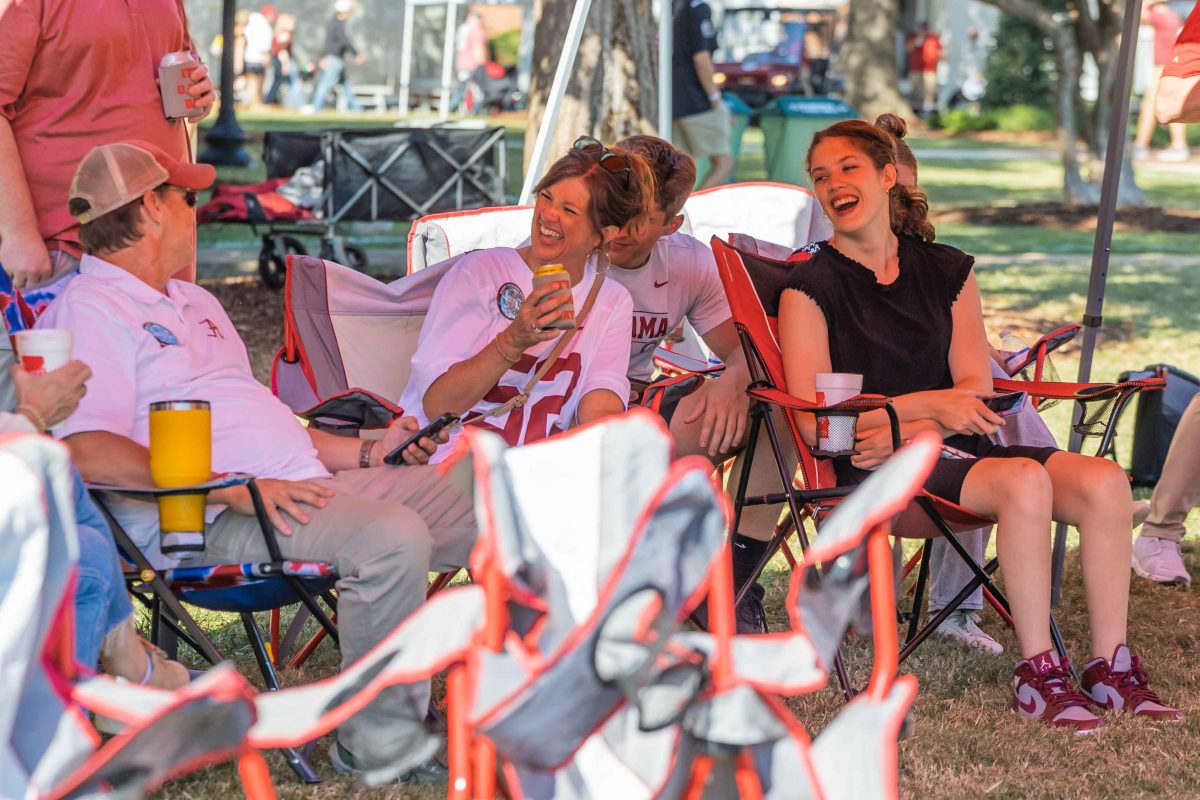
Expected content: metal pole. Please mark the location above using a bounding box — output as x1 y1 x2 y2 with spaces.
520 0 595 203
398 0 417 114
658 0 673 140
1050 0 1144 605
439 0 461 119
198 0 251 166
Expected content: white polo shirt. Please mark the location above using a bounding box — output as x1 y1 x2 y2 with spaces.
38 255 328 564
606 232 731 381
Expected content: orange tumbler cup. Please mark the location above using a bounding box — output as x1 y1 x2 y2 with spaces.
149 400 212 537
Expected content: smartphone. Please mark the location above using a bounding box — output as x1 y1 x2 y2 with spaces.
382 413 459 466
983 390 1027 417
940 444 975 460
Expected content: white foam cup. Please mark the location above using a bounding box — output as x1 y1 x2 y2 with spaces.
814 372 863 453
15 329 74 433
15 329 72 376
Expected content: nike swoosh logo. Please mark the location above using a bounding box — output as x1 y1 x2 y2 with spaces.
653 280 668 288
1017 694 1039 714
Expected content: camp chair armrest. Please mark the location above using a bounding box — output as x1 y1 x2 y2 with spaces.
87 472 254 497
747 386 891 415
652 346 726 377
994 376 1166 401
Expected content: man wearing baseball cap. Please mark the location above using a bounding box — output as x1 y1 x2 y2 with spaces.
38 141 473 784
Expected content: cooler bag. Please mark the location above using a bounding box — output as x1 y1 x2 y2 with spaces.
1120 364 1200 486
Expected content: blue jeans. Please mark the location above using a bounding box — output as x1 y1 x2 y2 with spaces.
310 55 360 112
71 471 132 668
266 58 304 108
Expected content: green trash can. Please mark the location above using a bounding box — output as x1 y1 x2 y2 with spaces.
693 93 754 187
759 96 856 186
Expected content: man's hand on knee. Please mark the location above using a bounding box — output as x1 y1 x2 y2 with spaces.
213 478 333 536
680 374 749 458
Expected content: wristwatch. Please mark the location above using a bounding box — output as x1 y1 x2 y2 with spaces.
708 90 723 102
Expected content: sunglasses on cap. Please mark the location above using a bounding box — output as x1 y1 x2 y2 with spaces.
572 136 633 177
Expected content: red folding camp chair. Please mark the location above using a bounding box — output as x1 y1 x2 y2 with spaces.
709 237 1081 694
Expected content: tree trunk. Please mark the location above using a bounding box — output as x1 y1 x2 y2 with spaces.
980 0 1145 205
523 0 658 173
840 0 913 121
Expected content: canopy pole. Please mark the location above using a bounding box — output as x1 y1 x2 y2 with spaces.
398 0 417 113
658 0 673 140
439 0 461 119
1051 0 1144 605
520 0 594 203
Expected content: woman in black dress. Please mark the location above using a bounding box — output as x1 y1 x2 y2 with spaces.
778 119 1179 732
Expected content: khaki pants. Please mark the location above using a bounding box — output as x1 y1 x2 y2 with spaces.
1142 395 1200 543
200 463 476 765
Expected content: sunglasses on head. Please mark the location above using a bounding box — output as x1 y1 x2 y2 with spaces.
572 136 632 177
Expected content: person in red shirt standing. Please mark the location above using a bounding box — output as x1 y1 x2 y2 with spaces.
906 22 942 114
1134 0 1189 161
1131 5 1200 588
1156 0 1200 123
0 0 215 409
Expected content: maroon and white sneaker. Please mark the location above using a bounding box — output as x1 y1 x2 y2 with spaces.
1081 645 1183 722
1012 649 1105 734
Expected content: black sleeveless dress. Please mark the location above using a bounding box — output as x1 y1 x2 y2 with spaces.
783 237 1057 504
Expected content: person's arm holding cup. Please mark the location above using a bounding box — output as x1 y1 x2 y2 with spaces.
12 359 91 433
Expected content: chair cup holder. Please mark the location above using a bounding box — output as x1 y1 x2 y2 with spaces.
811 410 859 458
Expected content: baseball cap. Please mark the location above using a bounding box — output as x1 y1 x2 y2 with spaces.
334 0 353 13
69 141 215 224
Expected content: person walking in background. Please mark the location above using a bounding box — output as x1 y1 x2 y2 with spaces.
672 0 732 188
452 11 488 112
802 13 831 96
0 0 214 409
1134 0 1189 162
305 0 364 114
906 22 942 114
240 4 274 110
265 12 303 108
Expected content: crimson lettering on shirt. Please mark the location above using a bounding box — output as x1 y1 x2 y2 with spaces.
474 352 582 445
632 313 669 341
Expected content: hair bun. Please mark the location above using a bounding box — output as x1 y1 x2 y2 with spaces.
874 113 909 140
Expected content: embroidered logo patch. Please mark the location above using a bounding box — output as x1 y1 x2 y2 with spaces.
497 282 524 320
143 322 179 347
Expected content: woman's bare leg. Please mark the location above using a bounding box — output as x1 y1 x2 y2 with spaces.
1042 451 1132 659
958 458 1055 658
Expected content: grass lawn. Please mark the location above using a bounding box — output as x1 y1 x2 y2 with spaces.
151 110 1200 798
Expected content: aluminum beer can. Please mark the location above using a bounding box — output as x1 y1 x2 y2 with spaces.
159 51 203 119
531 264 576 330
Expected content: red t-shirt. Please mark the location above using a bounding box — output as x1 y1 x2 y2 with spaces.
1149 3 1184 67
920 34 942 73
905 33 925 74
0 0 194 252
1162 2 1200 79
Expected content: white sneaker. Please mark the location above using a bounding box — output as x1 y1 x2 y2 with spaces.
1131 535 1191 586
1157 147 1190 162
933 609 1003 654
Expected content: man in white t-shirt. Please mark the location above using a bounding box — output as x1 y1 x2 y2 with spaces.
40 141 470 784
608 135 772 633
